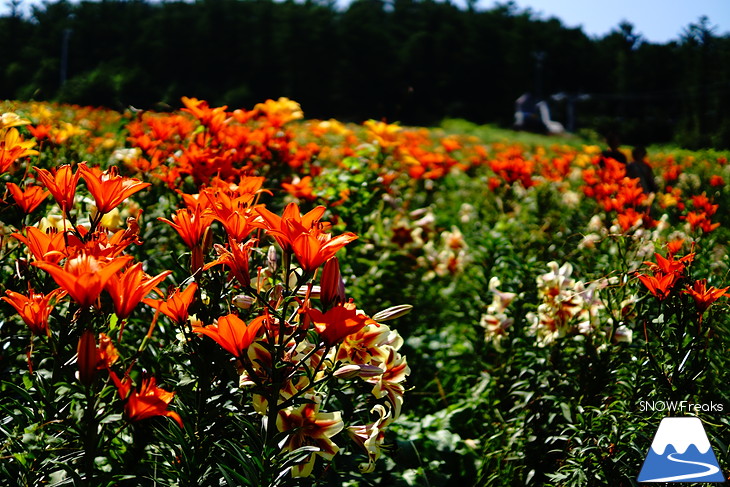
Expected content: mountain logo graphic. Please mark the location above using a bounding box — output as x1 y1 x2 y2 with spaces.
638 417 726 482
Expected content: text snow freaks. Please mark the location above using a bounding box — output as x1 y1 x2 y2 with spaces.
638 401 724 413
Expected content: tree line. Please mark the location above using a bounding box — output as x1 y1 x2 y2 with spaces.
1 0 729 148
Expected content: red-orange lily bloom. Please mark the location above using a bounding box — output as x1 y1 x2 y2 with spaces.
143 282 198 325
256 203 358 273
307 301 376 347
684 279 729 315
683 211 720 233
79 164 151 215
666 239 685 255
159 206 214 274
636 272 677 301
256 203 327 253
6 183 49 214
97 333 119 369
193 313 265 358
2 288 64 336
290 227 358 274
204 237 256 288
282 176 316 202
34 164 81 214
181 96 228 131
209 197 262 242
158 206 214 249
111 371 183 428
12 227 67 263
34 253 133 308
649 252 695 275
104 263 172 319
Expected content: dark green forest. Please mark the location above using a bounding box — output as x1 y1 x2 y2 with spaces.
1 0 729 148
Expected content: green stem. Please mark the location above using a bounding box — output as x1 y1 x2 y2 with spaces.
83 385 97 485
261 249 293 481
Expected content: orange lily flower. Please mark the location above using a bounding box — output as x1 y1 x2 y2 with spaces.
204 237 256 288
691 194 718 216
256 203 327 253
6 183 49 214
636 272 676 301
26 123 53 141
58 216 143 260
97 333 119 369
179 190 215 212
33 164 81 214
192 313 265 358
143 282 198 325
1 128 39 174
307 301 376 347
181 96 228 131
290 228 358 274
206 191 262 241
683 211 720 233
645 252 694 277
2 288 64 336
709 175 724 187
104 263 172 319
257 203 357 273
617 209 639 231
227 176 268 200
666 239 684 255
111 371 183 428
159 206 214 274
158 206 214 249
202 175 268 206
79 164 151 215
33 253 133 308
684 279 729 315
12 226 67 263
282 176 316 202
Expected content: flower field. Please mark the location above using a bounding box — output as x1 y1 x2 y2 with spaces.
0 98 729 486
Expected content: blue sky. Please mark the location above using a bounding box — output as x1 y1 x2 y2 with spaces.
2 0 728 44
482 0 730 43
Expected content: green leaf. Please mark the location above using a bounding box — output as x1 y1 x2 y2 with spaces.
108 313 119 331
560 403 572 422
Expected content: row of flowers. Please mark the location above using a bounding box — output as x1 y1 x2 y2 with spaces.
5 98 728 340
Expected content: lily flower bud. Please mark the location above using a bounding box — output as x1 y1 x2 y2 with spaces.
320 257 346 309
232 294 255 309
267 245 278 274
191 246 204 276
77 329 99 387
333 364 385 379
372 304 413 322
